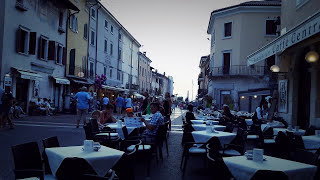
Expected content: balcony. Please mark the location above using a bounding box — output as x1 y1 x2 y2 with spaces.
209 65 265 78
66 65 94 80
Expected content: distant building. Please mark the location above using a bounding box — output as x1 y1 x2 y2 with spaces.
207 0 281 111
138 52 152 94
0 0 78 112
197 55 210 99
247 0 320 128
167 76 174 96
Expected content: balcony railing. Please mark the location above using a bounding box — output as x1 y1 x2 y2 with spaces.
210 65 265 77
66 64 94 80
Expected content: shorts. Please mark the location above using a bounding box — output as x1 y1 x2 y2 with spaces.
77 109 88 122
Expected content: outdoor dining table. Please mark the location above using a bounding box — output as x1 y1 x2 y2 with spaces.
224 155 317 180
302 135 320 150
45 146 124 177
191 131 236 147
192 124 226 131
273 128 306 136
261 121 285 131
104 123 140 139
191 120 219 125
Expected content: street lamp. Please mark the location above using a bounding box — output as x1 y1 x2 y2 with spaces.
270 65 280 72
305 50 319 63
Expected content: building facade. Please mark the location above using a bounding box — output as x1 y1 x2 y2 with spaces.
138 52 152 94
207 1 281 111
0 0 78 112
167 76 174 96
247 0 320 128
197 55 210 99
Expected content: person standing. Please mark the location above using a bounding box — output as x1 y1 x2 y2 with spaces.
125 95 132 109
102 95 109 110
116 94 124 114
1 86 14 129
74 87 90 128
163 92 172 130
141 92 149 115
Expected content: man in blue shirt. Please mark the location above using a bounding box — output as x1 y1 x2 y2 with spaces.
116 94 123 114
141 102 164 136
74 86 90 128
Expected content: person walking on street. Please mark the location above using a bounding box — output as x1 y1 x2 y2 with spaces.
1 86 14 129
163 92 172 130
102 95 109 110
116 94 123 114
74 86 90 128
125 95 132 109
141 92 149 115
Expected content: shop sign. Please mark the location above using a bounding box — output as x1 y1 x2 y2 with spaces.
4 76 12 87
247 11 320 65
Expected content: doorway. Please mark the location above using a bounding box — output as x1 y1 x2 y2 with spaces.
15 78 29 111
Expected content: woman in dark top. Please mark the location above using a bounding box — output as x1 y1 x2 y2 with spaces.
222 105 233 122
100 104 117 124
163 93 172 130
185 104 195 124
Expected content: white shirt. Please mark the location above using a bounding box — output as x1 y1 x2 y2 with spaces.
103 97 109 105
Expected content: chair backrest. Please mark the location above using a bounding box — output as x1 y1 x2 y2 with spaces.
275 131 290 153
55 157 96 180
224 122 234 133
206 137 223 158
90 118 100 134
122 126 129 139
42 136 60 148
12 142 43 170
263 127 274 139
83 123 94 140
250 170 289 180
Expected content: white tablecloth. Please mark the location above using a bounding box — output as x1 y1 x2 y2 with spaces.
192 131 236 147
245 119 253 126
192 124 226 131
46 146 124 177
302 135 320 150
191 120 219 125
273 128 306 136
105 124 137 139
261 121 285 131
224 155 317 180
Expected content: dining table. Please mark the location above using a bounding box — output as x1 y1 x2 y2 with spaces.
224 155 317 180
273 128 306 136
192 124 226 131
192 131 236 147
261 121 285 131
45 145 124 177
191 120 219 125
302 135 320 150
103 123 138 139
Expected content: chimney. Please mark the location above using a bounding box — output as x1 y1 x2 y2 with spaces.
163 72 166 76
143 52 146 55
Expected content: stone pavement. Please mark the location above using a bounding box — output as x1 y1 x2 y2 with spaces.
0 108 212 180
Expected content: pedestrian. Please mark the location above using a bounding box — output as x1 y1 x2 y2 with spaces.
163 92 172 130
141 92 149 115
102 95 109 110
125 95 132 109
1 86 14 129
74 86 90 128
116 94 123 114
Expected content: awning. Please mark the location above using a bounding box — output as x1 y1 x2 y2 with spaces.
17 70 42 80
102 85 128 92
70 79 93 85
52 77 70 85
133 92 145 99
239 89 271 97
247 10 320 66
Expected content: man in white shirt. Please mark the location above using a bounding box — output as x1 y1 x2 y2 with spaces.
102 96 109 110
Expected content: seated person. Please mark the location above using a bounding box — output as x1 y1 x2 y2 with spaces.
126 108 134 117
185 104 195 124
46 99 56 115
100 104 117 124
40 98 50 116
253 99 269 124
12 101 25 118
140 102 164 136
222 104 234 122
91 110 104 129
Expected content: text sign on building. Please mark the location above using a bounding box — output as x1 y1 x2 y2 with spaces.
247 11 320 66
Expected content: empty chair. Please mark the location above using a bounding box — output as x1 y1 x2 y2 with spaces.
11 142 44 180
221 128 248 156
113 144 138 180
42 136 60 174
250 170 289 180
206 148 234 180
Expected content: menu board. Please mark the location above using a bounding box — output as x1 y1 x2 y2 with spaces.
124 117 143 127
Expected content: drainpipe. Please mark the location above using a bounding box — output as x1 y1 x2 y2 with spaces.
95 4 101 76
129 40 134 92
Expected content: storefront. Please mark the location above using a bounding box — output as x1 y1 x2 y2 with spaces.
247 11 320 128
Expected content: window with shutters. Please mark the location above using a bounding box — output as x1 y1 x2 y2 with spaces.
90 30 95 46
223 22 232 38
56 44 63 64
119 33 122 41
265 19 277 36
118 49 122 60
91 8 95 20
84 24 88 40
85 2 89 12
104 39 108 53
109 69 112 78
59 12 63 28
69 15 78 33
89 61 94 79
111 25 113 34
110 43 113 55
16 27 31 55
104 20 108 30
39 36 49 60
117 71 120 80
82 56 87 77
48 41 56 60
104 67 107 76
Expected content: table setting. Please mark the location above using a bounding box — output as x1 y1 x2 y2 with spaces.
192 124 226 131
273 126 306 136
192 130 236 147
45 140 124 177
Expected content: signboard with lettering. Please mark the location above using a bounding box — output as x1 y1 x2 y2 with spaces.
247 11 320 65
4 76 12 87
124 117 143 128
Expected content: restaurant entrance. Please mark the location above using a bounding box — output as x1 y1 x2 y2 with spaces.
296 51 311 129
15 78 29 112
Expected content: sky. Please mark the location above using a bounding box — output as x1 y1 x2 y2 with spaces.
101 0 251 100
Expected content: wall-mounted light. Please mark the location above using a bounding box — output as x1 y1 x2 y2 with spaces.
240 96 245 99
305 51 319 63
77 72 84 78
253 95 258 98
270 65 280 72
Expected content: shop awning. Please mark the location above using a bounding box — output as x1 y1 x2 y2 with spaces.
17 70 42 80
102 85 128 92
239 89 271 97
53 77 70 85
247 10 320 66
134 92 145 99
70 79 93 85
